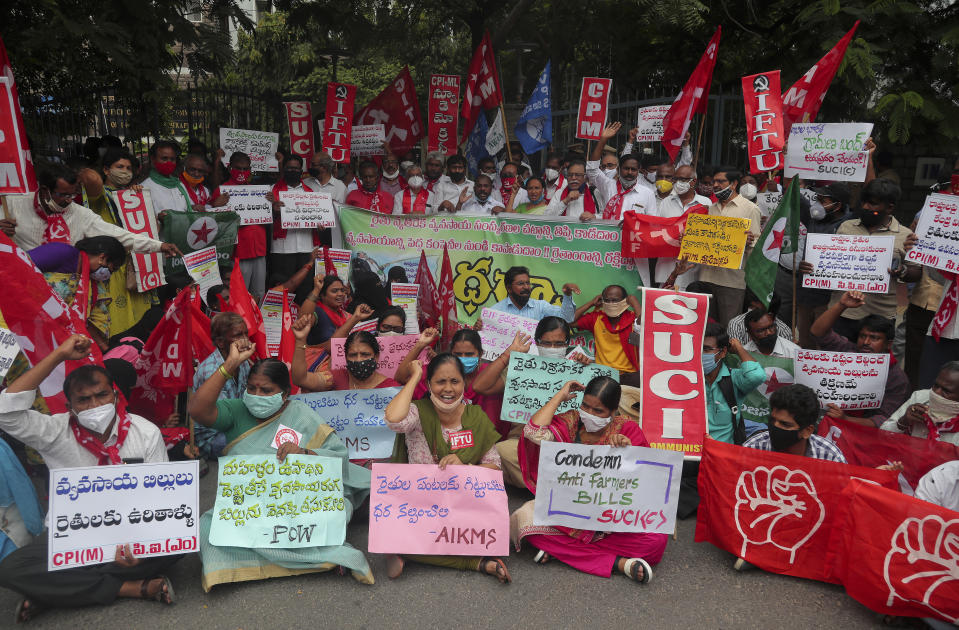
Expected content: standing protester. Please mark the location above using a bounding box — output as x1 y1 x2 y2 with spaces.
180 154 229 212
268 155 317 293
456 174 504 215
140 140 191 215
434 155 473 213
345 161 393 213
587 123 656 220
221 151 267 300
543 159 597 221
393 165 435 215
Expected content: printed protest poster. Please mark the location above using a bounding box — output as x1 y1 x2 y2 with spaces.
316 247 352 281
351 124 386 157
368 463 509 556
635 105 671 142
160 210 239 284
279 191 336 229
575 77 612 140
182 246 222 303
0 326 20 379
293 388 400 459
210 454 346 548
794 349 889 410
479 307 539 361
390 282 420 334
330 333 427 378
48 461 199 570
802 233 895 293
784 122 873 182
218 128 279 172
111 188 166 292
533 442 683 534
501 352 617 424
218 185 273 225
679 214 751 269
905 193 959 273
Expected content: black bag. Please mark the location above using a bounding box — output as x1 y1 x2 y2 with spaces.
716 375 746 445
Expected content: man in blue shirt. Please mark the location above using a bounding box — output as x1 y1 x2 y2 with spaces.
489 266 579 322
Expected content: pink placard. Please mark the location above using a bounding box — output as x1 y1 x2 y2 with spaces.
368 463 509 556
329 333 428 378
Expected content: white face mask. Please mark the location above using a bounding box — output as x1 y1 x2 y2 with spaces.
928 390 959 422
74 401 116 434
407 175 424 189
378 330 402 337
645 172 657 184
383 168 399 180
544 168 559 182
673 180 691 195
809 200 826 220
601 168 617 179
537 345 567 359
739 183 758 200
579 408 612 432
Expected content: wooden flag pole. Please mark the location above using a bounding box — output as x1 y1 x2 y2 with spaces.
692 113 707 170
500 101 513 163
791 250 798 343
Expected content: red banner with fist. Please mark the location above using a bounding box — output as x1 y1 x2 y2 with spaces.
622 205 707 259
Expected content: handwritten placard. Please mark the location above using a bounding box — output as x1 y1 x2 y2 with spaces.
279 191 336 229
635 105 671 142
330 333 427 378
218 185 273 225
0 326 20 380
351 124 386 157
48 461 199 571
905 193 959 273
182 245 222 302
479 307 539 361
367 463 509 556
292 388 400 459
391 282 420 335
678 213 751 269
802 233 895 294
501 352 618 424
794 349 889 410
209 454 346 549
533 442 682 533
219 128 279 172
784 122 873 183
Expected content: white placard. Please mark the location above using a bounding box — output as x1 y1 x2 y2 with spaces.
784 122 873 183
635 105 671 142
0 326 20 380
218 185 273 225
479 307 539 362
905 193 959 273
219 127 279 172
794 349 890 410
802 233 895 294
279 191 336 229
182 246 223 302
48 461 199 571
351 124 386 157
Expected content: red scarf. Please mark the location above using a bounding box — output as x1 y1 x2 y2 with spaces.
561 186 597 217
33 191 71 244
923 411 959 441
317 301 347 328
931 272 958 341
180 174 212 206
602 180 633 220
68 399 132 465
70 253 92 324
271 179 315 241
402 188 430 214
426 177 440 192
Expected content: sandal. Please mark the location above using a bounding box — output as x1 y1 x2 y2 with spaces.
15 599 44 624
621 557 653 584
140 576 175 605
533 550 552 564
480 557 512 584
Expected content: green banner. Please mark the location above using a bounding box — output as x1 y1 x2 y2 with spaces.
338 207 638 330
159 210 240 284
726 353 795 424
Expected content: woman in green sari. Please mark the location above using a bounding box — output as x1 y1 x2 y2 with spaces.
383 354 512 583
188 341 374 590
506 176 548 214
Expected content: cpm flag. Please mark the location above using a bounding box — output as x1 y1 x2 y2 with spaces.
0 36 37 194
460 30 503 144
661 27 721 161
514 61 552 155
782 21 859 129
744 175 800 307
355 66 423 157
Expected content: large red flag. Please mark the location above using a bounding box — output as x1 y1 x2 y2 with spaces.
622 205 707 259
460 30 504 144
0 35 37 194
436 244 457 348
226 262 268 359
354 66 424 157
415 249 438 329
660 27 721 161
782 21 859 128
276 288 299 394
695 436 899 583
828 480 959 624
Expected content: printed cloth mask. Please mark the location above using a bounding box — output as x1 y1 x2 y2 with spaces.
673 180 691 195
697 183 714 197
242 391 285 419
714 185 733 202
579 408 612 432
346 357 378 380
92 267 112 283
231 168 252 184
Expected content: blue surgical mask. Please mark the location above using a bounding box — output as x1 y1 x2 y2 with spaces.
242 391 285 419
701 351 720 374
458 356 479 374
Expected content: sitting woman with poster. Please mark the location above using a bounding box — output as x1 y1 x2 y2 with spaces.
383 355 511 583
511 377 667 583
292 326 400 392
299 275 374 348
188 345 374 589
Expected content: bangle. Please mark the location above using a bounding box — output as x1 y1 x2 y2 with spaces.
217 365 233 380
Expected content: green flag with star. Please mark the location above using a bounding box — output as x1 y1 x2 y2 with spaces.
744 175 800 307
158 210 240 285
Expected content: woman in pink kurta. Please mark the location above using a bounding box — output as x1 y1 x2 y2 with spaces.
511 376 667 582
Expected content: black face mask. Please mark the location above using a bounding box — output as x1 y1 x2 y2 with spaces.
283 170 301 186
308 167 321 178
345 358 377 381
449 171 465 183
754 334 777 354
858 207 884 227
768 424 803 451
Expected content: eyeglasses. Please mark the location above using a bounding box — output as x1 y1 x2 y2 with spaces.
50 189 76 199
536 340 567 348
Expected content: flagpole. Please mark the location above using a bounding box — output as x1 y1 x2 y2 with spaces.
791 246 798 343
500 101 513 163
692 113 707 170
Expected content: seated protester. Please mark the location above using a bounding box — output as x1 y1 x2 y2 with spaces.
506 176 548 214
743 384 846 463
702 323 765 444
345 160 393 214
915 460 959 511
0 436 43 562
383 356 510 583
300 275 374 348
392 165 435 215
456 174 504 216
489 265 578 323
726 290 792 345
188 350 373 589
572 285 641 374
742 307 800 360
511 377 665 583
810 290 909 427
192 312 251 459
180 153 229 212
880 361 959 444
296 329 400 392
0 335 175 621
543 159 597 221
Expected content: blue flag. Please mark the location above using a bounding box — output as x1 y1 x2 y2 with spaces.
514 61 552 155
465 111 490 177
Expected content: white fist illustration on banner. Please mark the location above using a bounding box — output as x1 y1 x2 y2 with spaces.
734 466 825 563
883 515 959 623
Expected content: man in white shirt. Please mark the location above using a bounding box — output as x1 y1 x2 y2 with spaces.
456 175 504 216
139 140 190 216
496 162 527 208
881 361 959 445
379 146 406 197
543 159 596 221
270 155 318 290
433 155 473 213
586 122 656 221
393 165 436 215
543 152 567 201
302 151 347 248
743 308 801 360
423 151 447 192
916 460 959 511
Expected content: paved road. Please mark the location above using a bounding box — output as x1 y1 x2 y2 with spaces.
1 461 887 629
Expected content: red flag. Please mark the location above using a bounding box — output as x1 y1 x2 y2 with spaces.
354 66 424 156
323 82 357 163
277 289 299 395
828 480 959 624
226 262 268 359
661 26 721 161
782 21 859 128
437 244 457 348
742 71 785 173
415 249 438 329
284 101 315 167
323 246 336 277
622 205 707 259
695 437 899 583
460 30 503 144
0 35 37 193
817 416 959 490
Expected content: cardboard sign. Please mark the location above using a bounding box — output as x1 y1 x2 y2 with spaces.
181 246 222 303
218 128 279 172
0 77 31 194
638 288 710 458
48 461 199 570
390 282 420 335
427 74 460 155
279 191 336 229
324 83 357 163
111 188 166 292
0 326 19 380
351 124 386 158
330 333 427 379
292 388 400 460
218 185 273 225
802 233 895 294
635 105 671 143
479 307 539 362
906 193 959 273
501 352 618 424
533 442 683 534
794 349 889 410
784 122 873 182
271 424 304 449
678 214 751 269
575 77 612 140
284 101 315 168
742 71 785 173
368 463 509 556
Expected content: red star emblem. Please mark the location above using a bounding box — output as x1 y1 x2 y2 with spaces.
765 226 785 253
764 369 790 395
191 221 214 245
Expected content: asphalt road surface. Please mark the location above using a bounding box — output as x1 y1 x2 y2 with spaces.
1 460 890 630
